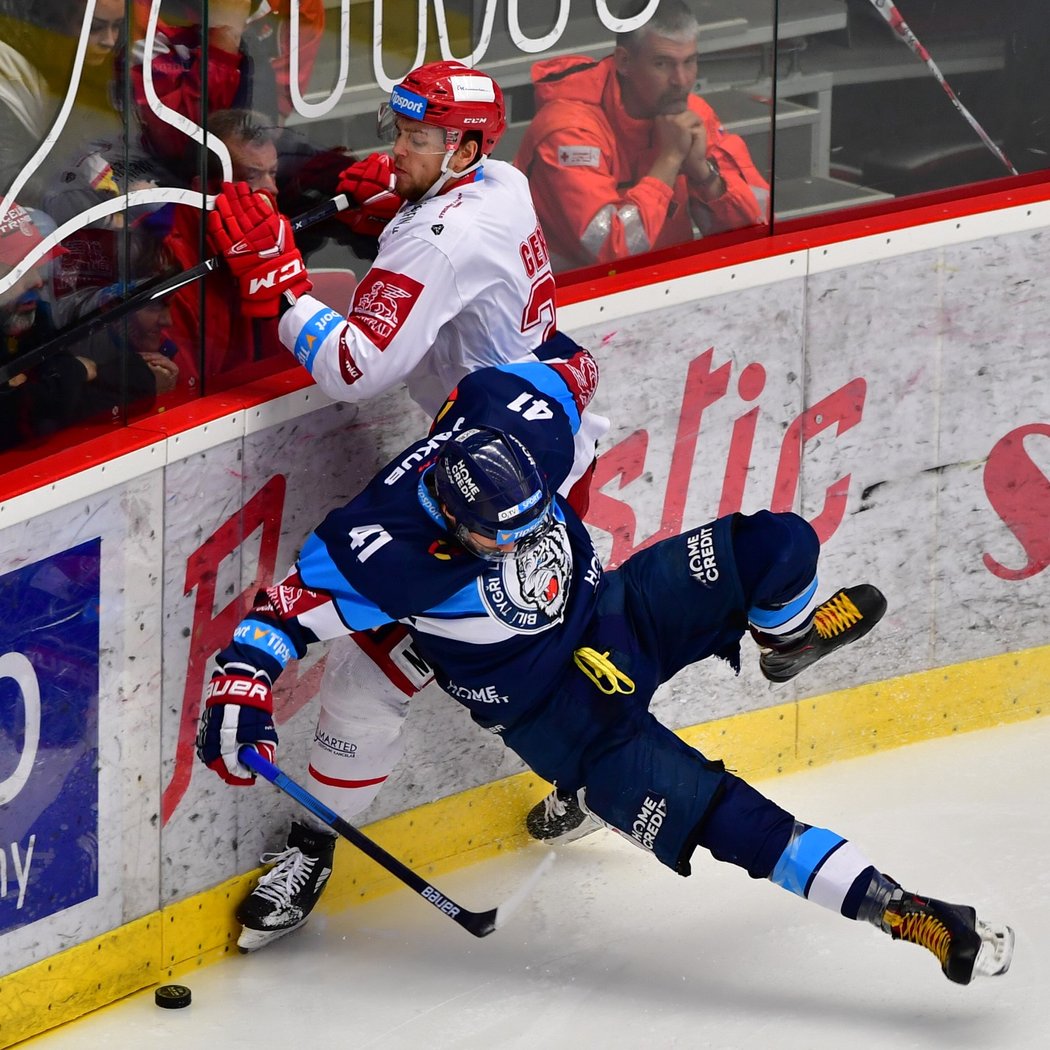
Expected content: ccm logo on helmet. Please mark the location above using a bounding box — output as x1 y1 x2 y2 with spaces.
205 678 270 703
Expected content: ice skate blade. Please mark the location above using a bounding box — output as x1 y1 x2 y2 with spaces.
237 919 310 953
529 814 603 846
972 920 1014 979
546 817 602 845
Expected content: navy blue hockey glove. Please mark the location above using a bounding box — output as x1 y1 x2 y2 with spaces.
195 668 278 786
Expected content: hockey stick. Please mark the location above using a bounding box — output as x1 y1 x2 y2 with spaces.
0 192 350 386
865 0 1018 175
240 746 555 938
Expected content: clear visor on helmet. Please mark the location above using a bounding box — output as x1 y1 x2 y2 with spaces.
376 104 461 156
454 500 556 562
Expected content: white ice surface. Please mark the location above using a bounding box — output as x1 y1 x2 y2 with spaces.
28 717 1050 1049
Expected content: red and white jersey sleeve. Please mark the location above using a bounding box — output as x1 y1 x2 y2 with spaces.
278 160 560 417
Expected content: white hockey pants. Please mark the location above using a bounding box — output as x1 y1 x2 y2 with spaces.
302 626 433 830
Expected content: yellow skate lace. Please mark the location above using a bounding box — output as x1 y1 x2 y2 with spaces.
885 907 952 968
573 647 635 695
813 592 863 639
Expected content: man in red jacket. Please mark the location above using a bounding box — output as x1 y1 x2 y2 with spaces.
162 108 284 388
516 0 768 272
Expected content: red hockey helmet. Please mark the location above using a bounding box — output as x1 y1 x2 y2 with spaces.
378 61 506 157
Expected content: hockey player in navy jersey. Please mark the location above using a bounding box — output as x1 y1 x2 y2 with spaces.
197 356 1014 985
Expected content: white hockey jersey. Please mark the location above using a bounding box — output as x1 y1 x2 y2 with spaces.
279 160 560 417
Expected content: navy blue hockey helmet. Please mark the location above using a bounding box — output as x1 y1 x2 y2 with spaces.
434 427 554 560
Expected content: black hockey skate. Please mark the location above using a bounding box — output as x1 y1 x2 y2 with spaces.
236 822 336 952
526 786 599 844
880 890 1015 985
757 584 887 683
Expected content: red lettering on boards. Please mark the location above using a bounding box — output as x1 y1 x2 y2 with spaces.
584 348 867 567
983 423 1050 580
162 476 325 824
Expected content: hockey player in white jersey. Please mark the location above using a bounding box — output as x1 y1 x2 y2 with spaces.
196 358 1013 986
204 61 607 950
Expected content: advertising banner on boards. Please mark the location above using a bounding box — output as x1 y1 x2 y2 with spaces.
0 538 101 935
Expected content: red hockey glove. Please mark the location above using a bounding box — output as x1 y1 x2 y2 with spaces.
337 152 396 206
195 669 278 786
207 182 312 318
335 153 402 237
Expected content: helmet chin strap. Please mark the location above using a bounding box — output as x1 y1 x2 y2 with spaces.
419 151 488 203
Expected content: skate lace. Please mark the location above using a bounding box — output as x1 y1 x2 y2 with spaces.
543 791 568 820
573 647 635 695
887 908 952 967
253 847 317 907
813 592 862 640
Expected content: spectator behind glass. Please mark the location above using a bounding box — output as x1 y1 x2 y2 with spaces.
0 0 127 206
515 0 769 272
0 0 170 333
129 0 324 180
0 204 191 454
0 202 102 449
0 7 50 202
162 108 284 387
88 290 199 417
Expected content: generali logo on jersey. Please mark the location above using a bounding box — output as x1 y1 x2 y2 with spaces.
347 268 424 351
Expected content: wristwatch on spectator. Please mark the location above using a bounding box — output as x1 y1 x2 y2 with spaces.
696 157 723 196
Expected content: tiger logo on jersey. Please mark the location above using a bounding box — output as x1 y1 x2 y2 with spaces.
479 523 572 633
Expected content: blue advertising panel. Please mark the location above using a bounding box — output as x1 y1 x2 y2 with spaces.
0 538 101 935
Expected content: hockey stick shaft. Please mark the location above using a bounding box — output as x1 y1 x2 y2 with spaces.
0 192 350 386
866 0 1018 175
240 746 552 938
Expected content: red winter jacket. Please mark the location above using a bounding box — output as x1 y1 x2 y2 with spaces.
130 0 324 171
163 203 283 386
515 55 768 270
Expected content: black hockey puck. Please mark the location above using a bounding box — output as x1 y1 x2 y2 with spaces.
155 984 192 1009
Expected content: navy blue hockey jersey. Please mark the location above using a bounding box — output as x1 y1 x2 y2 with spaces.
220 356 605 721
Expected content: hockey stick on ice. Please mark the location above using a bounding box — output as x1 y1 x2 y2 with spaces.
0 192 350 386
865 0 1018 175
240 746 555 938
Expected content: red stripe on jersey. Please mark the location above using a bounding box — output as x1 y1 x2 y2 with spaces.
349 625 423 697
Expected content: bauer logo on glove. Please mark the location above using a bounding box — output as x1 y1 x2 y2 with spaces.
205 675 273 704
196 668 279 786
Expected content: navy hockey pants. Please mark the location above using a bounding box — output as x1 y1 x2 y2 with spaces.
497 511 817 876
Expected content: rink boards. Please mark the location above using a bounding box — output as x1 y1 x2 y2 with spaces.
2 190 1049 1046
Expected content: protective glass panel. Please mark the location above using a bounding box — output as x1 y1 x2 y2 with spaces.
774 0 1046 221
0 0 1047 468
